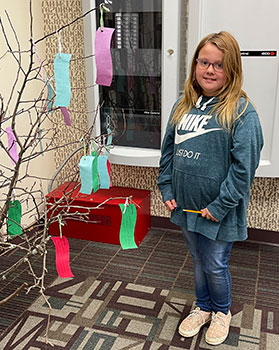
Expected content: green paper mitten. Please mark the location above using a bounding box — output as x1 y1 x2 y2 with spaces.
119 203 138 249
8 200 22 235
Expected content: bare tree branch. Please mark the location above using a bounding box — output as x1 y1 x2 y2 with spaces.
0 3 127 345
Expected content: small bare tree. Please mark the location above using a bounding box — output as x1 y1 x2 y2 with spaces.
0 1 121 344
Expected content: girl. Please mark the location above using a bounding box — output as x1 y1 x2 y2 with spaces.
158 31 263 345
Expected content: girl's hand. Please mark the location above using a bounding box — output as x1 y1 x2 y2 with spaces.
164 199 177 212
201 208 219 222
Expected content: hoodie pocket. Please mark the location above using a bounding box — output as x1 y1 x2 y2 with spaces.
173 170 222 210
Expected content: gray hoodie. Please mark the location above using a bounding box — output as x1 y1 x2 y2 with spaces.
158 95 263 242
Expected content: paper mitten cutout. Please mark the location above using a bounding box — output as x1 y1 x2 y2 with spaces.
8 200 22 235
92 152 100 193
119 203 138 249
79 156 94 195
94 27 115 86
54 53 72 107
97 155 110 189
51 236 74 278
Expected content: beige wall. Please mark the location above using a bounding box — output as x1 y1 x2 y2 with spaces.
0 0 55 228
40 0 279 233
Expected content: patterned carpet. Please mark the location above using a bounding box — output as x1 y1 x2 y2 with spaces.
0 229 279 349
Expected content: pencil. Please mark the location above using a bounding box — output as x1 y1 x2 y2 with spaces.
183 209 202 214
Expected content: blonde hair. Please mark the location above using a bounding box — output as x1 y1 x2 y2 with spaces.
172 31 249 130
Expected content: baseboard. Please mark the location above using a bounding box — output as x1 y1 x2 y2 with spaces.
151 216 279 245
246 227 279 245
151 216 180 232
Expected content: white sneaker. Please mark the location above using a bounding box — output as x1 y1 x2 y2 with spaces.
205 310 232 345
178 307 211 337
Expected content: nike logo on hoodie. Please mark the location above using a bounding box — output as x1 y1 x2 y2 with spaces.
175 113 222 144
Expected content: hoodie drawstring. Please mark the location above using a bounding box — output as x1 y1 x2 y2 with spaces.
196 96 215 111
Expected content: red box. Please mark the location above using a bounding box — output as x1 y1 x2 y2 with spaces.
46 182 150 246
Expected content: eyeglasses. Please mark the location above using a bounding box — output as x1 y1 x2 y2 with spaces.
196 58 224 72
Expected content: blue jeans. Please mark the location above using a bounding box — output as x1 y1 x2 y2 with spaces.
181 228 233 314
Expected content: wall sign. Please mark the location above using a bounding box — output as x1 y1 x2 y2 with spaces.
241 50 277 57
